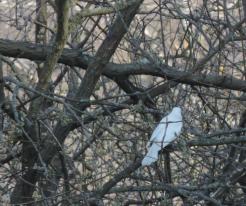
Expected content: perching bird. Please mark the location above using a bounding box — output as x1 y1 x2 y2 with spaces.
142 107 183 166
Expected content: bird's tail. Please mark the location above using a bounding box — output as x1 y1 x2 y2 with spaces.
142 143 161 166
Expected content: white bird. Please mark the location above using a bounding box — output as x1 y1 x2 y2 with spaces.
142 107 183 166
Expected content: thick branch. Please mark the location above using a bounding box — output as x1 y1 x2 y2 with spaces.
37 0 69 90
187 135 246 147
0 39 246 93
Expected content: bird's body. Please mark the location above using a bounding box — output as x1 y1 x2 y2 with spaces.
142 107 183 166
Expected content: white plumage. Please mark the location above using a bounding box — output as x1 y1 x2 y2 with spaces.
142 107 183 166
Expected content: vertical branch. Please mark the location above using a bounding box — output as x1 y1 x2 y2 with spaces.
32 0 69 112
243 0 246 20
10 0 70 204
0 57 4 141
35 0 47 45
35 0 48 82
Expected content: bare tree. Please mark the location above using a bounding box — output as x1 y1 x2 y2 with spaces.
0 0 245 205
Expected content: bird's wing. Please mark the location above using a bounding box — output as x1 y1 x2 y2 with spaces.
161 107 183 145
162 119 182 145
152 108 183 147
147 116 167 147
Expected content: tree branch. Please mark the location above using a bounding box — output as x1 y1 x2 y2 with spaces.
1 39 246 93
